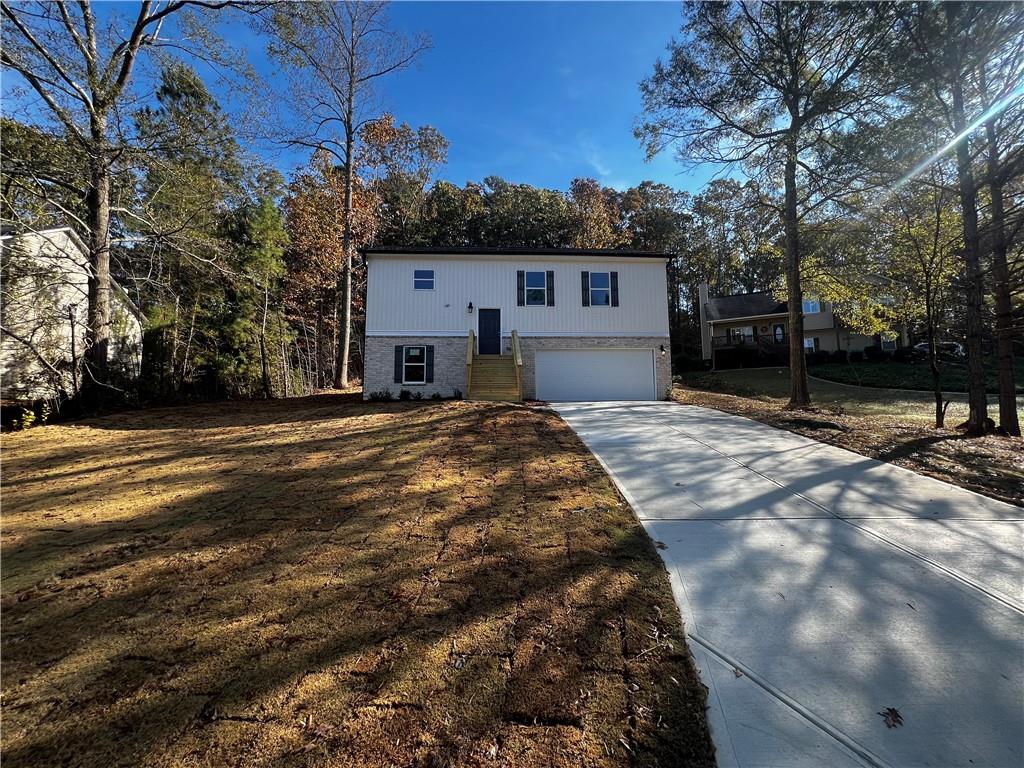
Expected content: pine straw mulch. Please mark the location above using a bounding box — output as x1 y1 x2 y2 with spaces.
1 393 715 768
672 385 1024 507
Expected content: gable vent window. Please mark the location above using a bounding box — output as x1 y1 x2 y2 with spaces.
582 271 619 307
517 269 555 306
414 269 434 290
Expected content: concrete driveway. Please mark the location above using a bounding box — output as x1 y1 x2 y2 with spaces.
555 401 1024 768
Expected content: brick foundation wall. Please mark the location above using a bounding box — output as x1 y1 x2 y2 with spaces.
363 336 468 400
364 334 671 400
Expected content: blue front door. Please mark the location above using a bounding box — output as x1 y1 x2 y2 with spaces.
478 309 501 354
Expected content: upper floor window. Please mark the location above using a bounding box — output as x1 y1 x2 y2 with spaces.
802 299 821 314
517 269 554 306
590 271 611 306
581 270 619 307
525 271 547 306
414 269 434 290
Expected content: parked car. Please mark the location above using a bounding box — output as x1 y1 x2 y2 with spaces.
913 341 965 360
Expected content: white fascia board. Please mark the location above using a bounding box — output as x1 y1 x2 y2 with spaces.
708 312 788 324
366 253 668 264
367 330 670 337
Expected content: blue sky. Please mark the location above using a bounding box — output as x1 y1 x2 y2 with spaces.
370 1 712 193
249 1 718 194
7 1 721 195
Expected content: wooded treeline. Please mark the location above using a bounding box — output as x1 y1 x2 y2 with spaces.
1 1 1020 435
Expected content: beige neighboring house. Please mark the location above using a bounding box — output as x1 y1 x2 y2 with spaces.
698 283 878 369
1 226 143 401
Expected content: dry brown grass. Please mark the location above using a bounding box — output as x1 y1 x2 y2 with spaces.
1 394 714 768
673 385 1024 506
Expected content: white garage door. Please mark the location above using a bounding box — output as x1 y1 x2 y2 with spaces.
535 348 656 401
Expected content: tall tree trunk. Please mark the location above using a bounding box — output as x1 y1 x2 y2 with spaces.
783 133 810 409
314 297 322 388
83 149 112 407
331 289 340 388
258 283 273 399
981 79 1020 435
946 9 988 434
278 311 289 398
924 287 945 428
334 13 358 390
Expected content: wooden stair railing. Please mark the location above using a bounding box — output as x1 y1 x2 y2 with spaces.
466 329 475 395
511 330 523 401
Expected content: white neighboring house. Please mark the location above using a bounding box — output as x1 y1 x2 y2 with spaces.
362 247 672 401
0 227 143 401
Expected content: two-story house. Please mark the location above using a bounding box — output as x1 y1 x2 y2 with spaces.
362 247 672 401
1 226 144 401
698 283 876 369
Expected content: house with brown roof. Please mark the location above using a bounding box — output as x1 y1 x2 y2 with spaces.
698 283 877 369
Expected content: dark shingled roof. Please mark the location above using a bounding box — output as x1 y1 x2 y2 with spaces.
706 291 787 321
362 246 671 259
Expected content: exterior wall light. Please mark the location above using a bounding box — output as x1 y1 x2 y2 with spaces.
659 344 666 356
467 302 474 314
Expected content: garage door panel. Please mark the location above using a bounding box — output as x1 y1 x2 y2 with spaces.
535 349 655 401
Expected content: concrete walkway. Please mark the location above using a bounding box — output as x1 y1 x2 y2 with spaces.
555 402 1024 768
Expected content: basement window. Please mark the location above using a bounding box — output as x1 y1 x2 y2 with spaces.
403 346 426 384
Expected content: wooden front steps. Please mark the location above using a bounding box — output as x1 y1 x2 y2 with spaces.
469 355 520 401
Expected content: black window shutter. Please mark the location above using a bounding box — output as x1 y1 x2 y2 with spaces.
546 270 555 306
610 271 619 307
516 270 525 306
425 346 434 383
581 271 590 307
394 346 403 383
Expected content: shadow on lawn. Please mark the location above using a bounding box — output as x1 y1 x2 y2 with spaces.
1 397 714 768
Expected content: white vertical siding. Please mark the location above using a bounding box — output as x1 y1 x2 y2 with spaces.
365 255 670 336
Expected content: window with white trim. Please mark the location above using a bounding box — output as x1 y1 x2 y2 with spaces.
728 326 754 344
525 271 546 306
403 345 426 383
881 337 897 351
589 271 611 306
804 337 820 352
413 269 434 290
802 299 821 314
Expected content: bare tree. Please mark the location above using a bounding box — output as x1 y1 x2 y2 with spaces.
0 0 248 406
638 2 898 409
268 1 428 389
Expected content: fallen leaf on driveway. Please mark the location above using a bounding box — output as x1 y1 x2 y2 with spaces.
878 707 904 728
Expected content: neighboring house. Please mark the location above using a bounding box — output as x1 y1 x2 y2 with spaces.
698 283 877 369
0 227 143 401
362 247 672 401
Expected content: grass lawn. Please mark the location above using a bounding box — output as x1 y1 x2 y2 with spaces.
679 367 977 422
1 394 714 768
674 371 1024 505
810 359 1024 394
